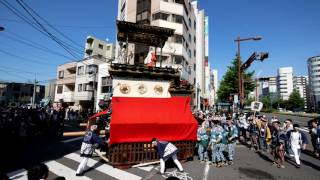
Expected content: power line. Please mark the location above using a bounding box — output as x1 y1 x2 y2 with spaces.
0 69 32 81
18 0 84 49
0 18 115 29
0 65 56 75
1 0 82 59
0 49 57 66
14 0 82 59
0 33 73 60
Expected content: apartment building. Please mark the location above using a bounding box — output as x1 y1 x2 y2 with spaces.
85 36 115 60
54 62 77 105
307 55 320 111
74 55 106 111
0 81 45 106
117 0 208 109
96 63 112 111
293 76 308 109
277 67 294 100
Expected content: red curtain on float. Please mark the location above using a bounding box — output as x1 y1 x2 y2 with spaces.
109 96 198 145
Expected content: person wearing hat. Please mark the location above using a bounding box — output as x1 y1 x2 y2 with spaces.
287 124 308 168
248 116 259 151
197 121 210 162
223 117 238 165
309 119 320 157
76 124 105 176
151 138 183 174
270 120 286 168
256 117 271 152
209 119 226 167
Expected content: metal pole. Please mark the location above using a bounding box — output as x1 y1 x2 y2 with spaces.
92 69 97 112
236 37 242 111
32 73 37 108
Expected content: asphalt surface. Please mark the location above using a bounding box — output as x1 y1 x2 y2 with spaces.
3 114 320 180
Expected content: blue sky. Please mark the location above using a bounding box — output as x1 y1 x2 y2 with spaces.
0 0 319 84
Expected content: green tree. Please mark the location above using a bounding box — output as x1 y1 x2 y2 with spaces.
217 58 255 101
286 89 304 111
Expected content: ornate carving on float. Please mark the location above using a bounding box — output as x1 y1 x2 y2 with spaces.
138 84 147 95
154 85 163 95
119 84 131 94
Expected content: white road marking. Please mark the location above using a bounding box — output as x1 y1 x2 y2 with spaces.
46 160 92 180
65 153 142 180
61 137 83 143
202 162 210 180
7 169 27 180
137 165 154 172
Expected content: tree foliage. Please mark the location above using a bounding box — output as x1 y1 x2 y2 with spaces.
286 89 304 111
217 58 255 102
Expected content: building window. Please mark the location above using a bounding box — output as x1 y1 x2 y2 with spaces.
77 66 84 75
101 77 112 93
58 71 64 79
194 20 196 29
86 65 97 74
194 63 196 71
57 85 63 94
78 84 82 92
188 34 191 43
172 14 183 24
194 36 196 43
98 44 104 49
188 49 192 58
174 55 183 64
106 46 111 50
173 34 183 44
188 18 191 28
194 50 196 57
152 12 169 21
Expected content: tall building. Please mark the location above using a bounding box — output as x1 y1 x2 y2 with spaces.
54 62 77 106
254 77 277 101
307 55 320 111
85 36 115 60
293 76 308 109
277 67 293 100
209 69 218 106
117 0 208 109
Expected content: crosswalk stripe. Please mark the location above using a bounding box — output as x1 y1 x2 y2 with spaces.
46 160 92 180
65 153 142 180
137 166 154 172
7 169 27 180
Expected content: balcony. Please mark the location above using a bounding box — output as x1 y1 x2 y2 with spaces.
62 92 74 102
56 74 76 85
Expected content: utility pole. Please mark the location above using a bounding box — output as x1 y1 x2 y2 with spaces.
91 68 97 113
32 73 38 108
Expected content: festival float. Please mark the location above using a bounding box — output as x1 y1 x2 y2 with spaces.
64 21 198 168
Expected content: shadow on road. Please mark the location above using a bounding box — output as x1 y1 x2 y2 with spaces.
257 151 274 163
301 159 320 171
238 167 276 180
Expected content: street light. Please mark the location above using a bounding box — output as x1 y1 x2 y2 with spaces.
234 36 263 111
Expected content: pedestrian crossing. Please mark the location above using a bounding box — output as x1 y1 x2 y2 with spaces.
6 152 156 180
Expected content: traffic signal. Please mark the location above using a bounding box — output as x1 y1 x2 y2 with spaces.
259 52 269 61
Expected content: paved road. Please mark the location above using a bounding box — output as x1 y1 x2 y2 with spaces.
5 136 320 180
